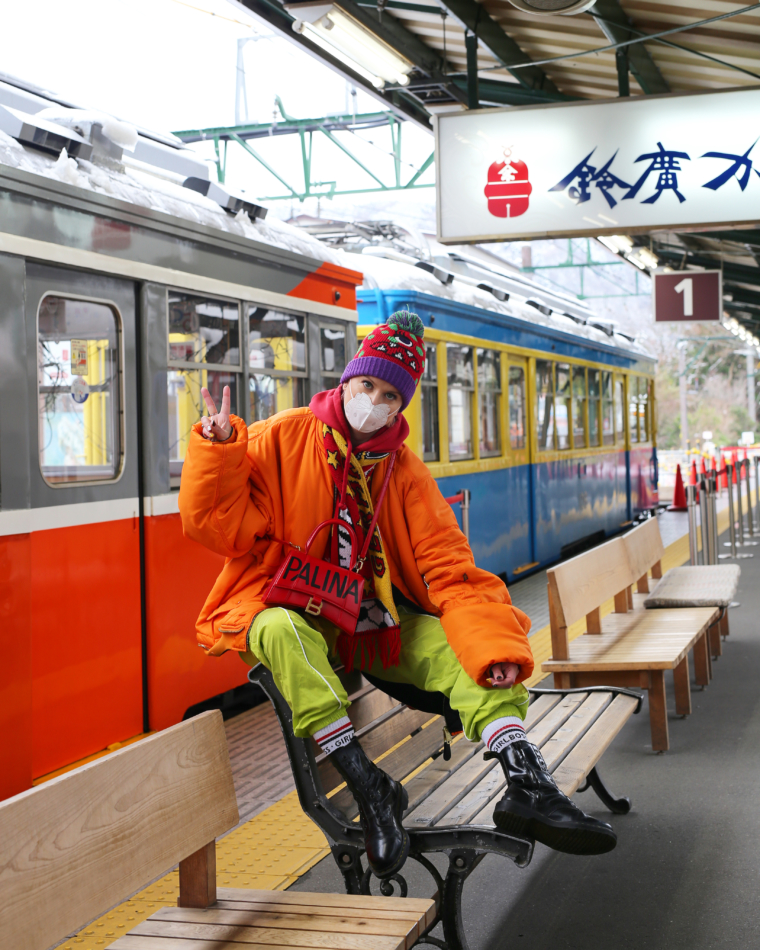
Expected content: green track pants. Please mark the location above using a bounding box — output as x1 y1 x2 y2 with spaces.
240 606 529 741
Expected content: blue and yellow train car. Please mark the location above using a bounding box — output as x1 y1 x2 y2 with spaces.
358 288 657 583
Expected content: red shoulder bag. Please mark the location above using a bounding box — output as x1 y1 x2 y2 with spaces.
263 453 396 635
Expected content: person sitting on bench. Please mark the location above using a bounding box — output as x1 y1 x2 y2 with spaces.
179 311 616 879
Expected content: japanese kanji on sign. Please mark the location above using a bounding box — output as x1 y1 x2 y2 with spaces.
434 87 760 244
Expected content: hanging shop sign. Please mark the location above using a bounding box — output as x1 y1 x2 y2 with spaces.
435 87 760 244
653 270 722 322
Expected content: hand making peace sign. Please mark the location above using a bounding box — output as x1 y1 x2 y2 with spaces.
200 385 233 442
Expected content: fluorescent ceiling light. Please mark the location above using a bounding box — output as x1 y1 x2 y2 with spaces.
597 234 634 255
287 2 414 88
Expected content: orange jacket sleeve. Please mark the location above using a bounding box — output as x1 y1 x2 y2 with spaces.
401 456 534 687
178 415 272 558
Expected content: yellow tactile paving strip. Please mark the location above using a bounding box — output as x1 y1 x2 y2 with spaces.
57 517 718 948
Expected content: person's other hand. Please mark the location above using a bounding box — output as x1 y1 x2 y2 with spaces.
200 385 232 442
489 662 519 688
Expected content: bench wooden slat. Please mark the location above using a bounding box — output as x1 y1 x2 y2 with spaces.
215 899 428 923
443 760 503 826
216 888 435 917
543 607 718 672
152 905 419 940
521 692 564 729
123 920 405 950
0 711 238 950
539 693 612 772
111 938 326 950
346 688 401 732
553 694 640 797
549 537 630 630
624 517 665 580
401 737 478 816
405 748 496 827
526 692 589 747
318 707 437 794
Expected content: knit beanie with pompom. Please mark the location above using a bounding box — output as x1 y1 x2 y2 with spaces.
340 310 425 410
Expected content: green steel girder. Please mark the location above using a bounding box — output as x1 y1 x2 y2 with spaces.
174 107 435 202
435 0 560 93
454 77 577 106
520 238 647 299
589 0 669 95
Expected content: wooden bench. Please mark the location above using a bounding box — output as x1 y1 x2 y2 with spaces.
249 663 641 950
0 710 433 950
622 516 740 656
542 534 720 752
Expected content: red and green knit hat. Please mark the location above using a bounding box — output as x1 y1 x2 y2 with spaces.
340 311 425 409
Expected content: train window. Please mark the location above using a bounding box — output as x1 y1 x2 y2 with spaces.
421 345 439 462
320 326 347 382
167 370 239 484
168 292 240 366
639 378 649 442
447 344 474 461
508 366 526 450
478 349 501 458
555 364 571 450
614 377 625 443
601 371 614 446
248 307 307 422
588 369 600 448
38 295 122 485
629 377 640 443
571 367 587 449
536 360 554 452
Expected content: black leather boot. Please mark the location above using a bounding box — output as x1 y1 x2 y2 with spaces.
492 740 617 856
330 738 410 878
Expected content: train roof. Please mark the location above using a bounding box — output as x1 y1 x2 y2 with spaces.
0 72 346 269
291 216 655 364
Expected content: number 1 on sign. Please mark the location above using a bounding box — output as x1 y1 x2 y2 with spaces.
674 277 693 317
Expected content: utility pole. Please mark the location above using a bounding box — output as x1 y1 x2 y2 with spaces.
678 341 688 452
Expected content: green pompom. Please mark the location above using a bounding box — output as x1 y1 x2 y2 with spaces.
389 310 424 339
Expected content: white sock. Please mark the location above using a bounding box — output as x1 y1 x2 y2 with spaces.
314 716 355 755
482 716 526 755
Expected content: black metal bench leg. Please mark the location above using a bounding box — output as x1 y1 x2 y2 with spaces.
438 850 483 950
331 844 365 895
580 767 631 815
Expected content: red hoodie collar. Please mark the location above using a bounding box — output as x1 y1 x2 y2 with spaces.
309 386 409 454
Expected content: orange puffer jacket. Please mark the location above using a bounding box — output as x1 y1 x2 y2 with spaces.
178 409 534 687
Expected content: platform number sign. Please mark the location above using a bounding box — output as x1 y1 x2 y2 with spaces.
652 270 722 322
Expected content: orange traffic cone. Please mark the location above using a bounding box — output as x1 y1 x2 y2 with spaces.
700 457 707 477
732 451 739 483
668 463 688 511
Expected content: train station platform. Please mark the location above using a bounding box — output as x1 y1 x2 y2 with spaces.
55 507 758 950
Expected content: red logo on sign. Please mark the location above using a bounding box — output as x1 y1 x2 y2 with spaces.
484 158 533 218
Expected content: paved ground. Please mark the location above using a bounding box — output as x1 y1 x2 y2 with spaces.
290 523 760 950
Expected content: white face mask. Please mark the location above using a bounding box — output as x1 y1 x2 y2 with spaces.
344 380 398 433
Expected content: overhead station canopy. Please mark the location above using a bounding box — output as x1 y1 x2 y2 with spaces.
237 0 760 123
238 0 760 330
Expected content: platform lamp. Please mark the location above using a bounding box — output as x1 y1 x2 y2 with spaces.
285 2 415 89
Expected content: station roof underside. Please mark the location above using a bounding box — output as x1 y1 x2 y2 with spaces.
238 0 760 327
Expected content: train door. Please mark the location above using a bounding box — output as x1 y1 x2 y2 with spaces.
505 356 536 579
24 263 143 779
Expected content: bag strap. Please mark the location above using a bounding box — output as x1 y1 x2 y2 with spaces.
305 517 359 558
355 452 396 570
